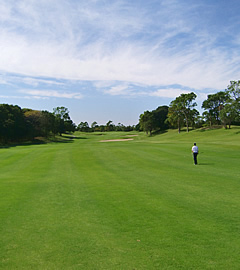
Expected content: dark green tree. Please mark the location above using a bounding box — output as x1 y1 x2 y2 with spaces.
106 120 115 131
152 105 169 131
139 111 154 135
167 92 198 133
227 80 240 102
53 106 70 121
53 106 75 134
0 104 26 143
78 122 90 132
40 111 56 137
220 103 239 129
225 80 240 124
91 121 98 132
202 91 229 126
167 102 184 133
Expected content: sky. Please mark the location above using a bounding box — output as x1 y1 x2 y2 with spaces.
0 0 240 126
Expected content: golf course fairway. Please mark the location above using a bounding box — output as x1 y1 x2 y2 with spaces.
0 127 240 269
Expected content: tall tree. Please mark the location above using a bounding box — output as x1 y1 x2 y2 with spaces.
24 109 43 138
168 92 198 132
226 80 240 122
220 103 238 129
202 91 229 126
167 101 184 133
227 80 240 102
139 111 154 135
152 105 169 131
53 106 75 134
0 104 26 142
189 109 200 128
53 106 70 121
41 111 56 137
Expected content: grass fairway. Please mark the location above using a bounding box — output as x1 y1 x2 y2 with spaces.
0 127 240 269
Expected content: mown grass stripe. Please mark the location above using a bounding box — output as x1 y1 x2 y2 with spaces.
0 128 240 269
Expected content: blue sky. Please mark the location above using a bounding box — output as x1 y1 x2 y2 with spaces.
0 0 240 126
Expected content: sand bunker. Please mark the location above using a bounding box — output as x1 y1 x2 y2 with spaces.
100 139 134 142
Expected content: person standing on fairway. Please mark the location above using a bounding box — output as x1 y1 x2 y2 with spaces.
192 143 199 165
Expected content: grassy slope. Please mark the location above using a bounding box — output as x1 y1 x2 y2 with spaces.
0 127 240 269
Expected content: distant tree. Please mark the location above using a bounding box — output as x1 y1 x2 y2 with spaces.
78 122 90 132
139 111 154 135
202 91 229 126
99 125 105 132
64 119 76 133
188 108 200 129
106 120 115 131
226 80 240 102
167 102 184 133
0 104 26 143
225 80 240 123
124 125 134 132
220 103 238 129
135 123 141 131
53 106 70 121
116 123 124 131
24 109 43 138
53 106 75 134
167 92 198 133
40 110 56 137
24 109 57 138
179 92 197 132
91 121 98 132
53 117 65 135
152 105 169 131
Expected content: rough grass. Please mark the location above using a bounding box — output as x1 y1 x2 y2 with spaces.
0 127 240 269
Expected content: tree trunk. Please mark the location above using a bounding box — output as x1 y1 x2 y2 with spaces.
186 117 189 132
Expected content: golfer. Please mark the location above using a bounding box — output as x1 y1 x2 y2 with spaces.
192 143 199 165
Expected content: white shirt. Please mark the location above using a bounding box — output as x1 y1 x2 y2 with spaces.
192 145 198 153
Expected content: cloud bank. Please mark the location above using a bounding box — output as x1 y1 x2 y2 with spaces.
0 0 239 96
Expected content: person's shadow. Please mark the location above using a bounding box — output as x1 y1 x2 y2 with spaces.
198 163 214 165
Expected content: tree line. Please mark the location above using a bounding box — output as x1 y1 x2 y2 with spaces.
1 81 239 142
139 80 240 135
77 80 240 135
0 105 76 143
77 120 136 132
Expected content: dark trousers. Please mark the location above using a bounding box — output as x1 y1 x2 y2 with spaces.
193 153 198 164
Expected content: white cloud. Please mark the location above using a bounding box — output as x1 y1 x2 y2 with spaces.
0 25 237 92
0 95 23 99
149 88 191 98
104 84 135 96
21 77 65 87
19 89 83 99
0 0 239 94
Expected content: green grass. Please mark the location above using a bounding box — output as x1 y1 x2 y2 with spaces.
0 127 240 269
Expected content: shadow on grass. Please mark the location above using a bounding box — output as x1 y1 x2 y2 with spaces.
151 130 168 136
61 135 88 140
196 126 223 132
0 134 87 149
198 163 215 165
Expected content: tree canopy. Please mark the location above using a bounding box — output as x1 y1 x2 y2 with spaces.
167 92 198 133
0 105 75 143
